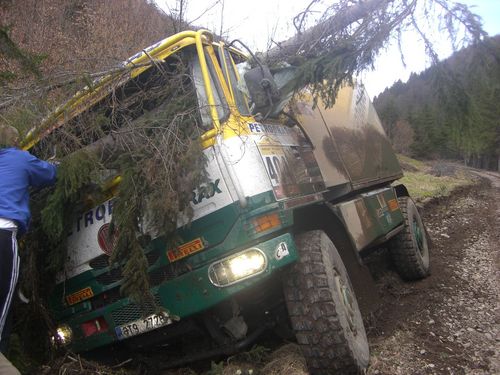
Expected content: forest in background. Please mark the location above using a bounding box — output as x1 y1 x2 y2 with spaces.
0 0 184 136
1 0 180 75
374 35 500 171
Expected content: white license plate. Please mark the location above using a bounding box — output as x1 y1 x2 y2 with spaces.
115 312 172 340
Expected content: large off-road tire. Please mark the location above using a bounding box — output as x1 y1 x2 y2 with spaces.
283 230 369 374
389 196 430 280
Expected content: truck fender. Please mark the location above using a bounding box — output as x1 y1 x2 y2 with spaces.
393 184 410 198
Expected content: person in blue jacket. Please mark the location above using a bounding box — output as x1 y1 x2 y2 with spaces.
0 124 57 375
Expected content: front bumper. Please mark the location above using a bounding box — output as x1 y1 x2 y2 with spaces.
61 232 298 352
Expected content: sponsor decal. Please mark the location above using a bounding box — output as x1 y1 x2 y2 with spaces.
167 238 205 262
259 145 300 200
69 200 114 235
191 179 222 205
386 213 393 224
248 122 293 135
66 287 94 306
97 223 118 256
376 193 389 218
376 207 387 218
275 242 289 260
258 142 325 201
387 198 399 212
352 85 369 128
355 199 374 228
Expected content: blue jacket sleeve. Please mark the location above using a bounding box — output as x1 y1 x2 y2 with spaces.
25 152 57 188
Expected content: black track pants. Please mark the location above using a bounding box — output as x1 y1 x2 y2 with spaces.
0 229 19 349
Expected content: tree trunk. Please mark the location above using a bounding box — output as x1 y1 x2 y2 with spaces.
83 132 125 164
263 0 389 62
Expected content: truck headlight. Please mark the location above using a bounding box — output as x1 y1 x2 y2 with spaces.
209 248 267 287
54 324 73 345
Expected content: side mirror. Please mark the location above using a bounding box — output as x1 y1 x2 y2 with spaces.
243 65 280 115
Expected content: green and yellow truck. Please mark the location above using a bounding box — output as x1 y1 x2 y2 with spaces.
23 30 430 374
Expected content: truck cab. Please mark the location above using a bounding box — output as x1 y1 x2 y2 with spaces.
25 30 430 375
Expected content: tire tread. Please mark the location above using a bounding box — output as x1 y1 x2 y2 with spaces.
389 197 430 280
284 231 368 374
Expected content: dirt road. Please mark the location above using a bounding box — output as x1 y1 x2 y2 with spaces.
366 172 500 375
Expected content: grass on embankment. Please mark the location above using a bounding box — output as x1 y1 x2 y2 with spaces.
396 155 474 202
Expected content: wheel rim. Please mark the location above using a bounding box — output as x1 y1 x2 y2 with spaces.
412 218 425 255
334 270 357 335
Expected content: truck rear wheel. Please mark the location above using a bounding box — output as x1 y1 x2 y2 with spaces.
389 196 430 280
283 230 369 374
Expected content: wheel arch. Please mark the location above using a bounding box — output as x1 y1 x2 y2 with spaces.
393 183 410 198
293 203 358 265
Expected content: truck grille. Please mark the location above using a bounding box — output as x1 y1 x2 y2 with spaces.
91 288 121 310
89 252 190 320
95 267 122 285
89 255 109 269
111 294 161 326
93 251 162 285
149 262 190 287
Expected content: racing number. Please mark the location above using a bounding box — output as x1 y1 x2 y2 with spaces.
266 156 280 182
265 155 294 186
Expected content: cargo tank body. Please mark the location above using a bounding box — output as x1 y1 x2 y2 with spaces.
292 84 402 199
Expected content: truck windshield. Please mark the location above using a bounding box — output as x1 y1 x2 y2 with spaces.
191 50 229 128
219 48 250 116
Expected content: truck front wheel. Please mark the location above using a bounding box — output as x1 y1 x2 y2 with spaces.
389 196 430 280
283 230 369 374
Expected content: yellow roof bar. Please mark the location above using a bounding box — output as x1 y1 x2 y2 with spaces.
21 30 221 150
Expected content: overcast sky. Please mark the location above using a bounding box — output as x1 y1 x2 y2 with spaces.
155 0 500 98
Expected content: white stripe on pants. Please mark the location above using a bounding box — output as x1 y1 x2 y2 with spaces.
0 230 19 343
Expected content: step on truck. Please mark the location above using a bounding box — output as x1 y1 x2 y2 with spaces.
23 30 431 374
